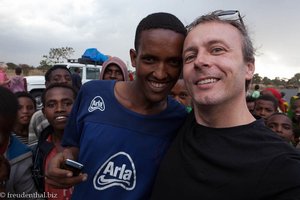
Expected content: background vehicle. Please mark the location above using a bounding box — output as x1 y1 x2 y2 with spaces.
26 60 102 109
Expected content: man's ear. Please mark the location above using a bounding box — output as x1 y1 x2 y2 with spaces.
245 61 255 81
129 49 137 69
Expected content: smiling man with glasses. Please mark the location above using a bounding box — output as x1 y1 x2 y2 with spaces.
151 10 300 199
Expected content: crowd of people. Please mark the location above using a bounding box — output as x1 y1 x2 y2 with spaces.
246 85 300 147
1 10 300 200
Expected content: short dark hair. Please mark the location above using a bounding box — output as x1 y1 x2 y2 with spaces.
267 112 290 121
0 86 18 118
256 94 278 110
15 67 22 75
15 91 37 110
41 83 77 105
44 66 71 82
134 12 187 51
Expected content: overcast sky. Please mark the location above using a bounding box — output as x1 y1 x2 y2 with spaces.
0 0 299 79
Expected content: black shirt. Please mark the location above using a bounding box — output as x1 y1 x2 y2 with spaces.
151 113 300 200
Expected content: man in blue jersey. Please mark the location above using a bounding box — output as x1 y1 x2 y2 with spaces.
46 12 187 199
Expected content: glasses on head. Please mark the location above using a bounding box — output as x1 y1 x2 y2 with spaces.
214 10 245 28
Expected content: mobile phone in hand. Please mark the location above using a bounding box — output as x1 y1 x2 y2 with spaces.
62 159 84 176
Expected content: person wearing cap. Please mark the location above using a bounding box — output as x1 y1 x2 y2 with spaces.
99 57 128 81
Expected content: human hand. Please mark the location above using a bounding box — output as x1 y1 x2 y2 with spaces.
45 149 87 189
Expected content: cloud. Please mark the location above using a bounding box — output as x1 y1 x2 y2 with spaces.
0 0 299 78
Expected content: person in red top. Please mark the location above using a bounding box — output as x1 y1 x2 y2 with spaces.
33 84 77 200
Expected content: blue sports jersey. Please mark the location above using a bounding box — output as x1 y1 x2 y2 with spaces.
62 80 187 200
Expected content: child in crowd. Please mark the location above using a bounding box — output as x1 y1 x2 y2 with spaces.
9 67 27 93
261 87 287 113
246 96 256 116
266 113 294 145
33 84 77 199
287 95 299 118
170 79 192 112
28 65 72 145
0 86 37 195
13 92 36 145
290 98 300 146
291 98 300 128
251 84 260 98
253 94 278 122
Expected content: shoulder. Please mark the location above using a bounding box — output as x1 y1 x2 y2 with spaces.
82 80 114 89
86 79 115 86
80 80 116 96
166 96 188 117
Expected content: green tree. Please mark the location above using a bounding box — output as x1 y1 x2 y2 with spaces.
287 73 300 87
252 73 262 84
6 62 18 69
38 59 52 72
40 46 75 65
272 77 286 87
262 76 272 85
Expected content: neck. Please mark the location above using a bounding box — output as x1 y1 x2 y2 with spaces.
52 129 64 141
194 99 255 128
115 81 167 115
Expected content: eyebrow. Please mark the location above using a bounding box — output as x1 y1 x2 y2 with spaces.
45 97 73 103
183 46 197 55
183 39 227 54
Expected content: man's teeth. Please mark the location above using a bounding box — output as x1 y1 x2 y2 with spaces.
150 81 166 88
197 78 218 85
56 116 66 120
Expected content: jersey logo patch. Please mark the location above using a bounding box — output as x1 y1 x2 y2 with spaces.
88 96 105 112
93 152 136 191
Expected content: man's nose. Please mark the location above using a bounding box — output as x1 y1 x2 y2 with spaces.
153 63 167 79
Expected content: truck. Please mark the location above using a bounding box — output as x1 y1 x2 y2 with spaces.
26 60 102 109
